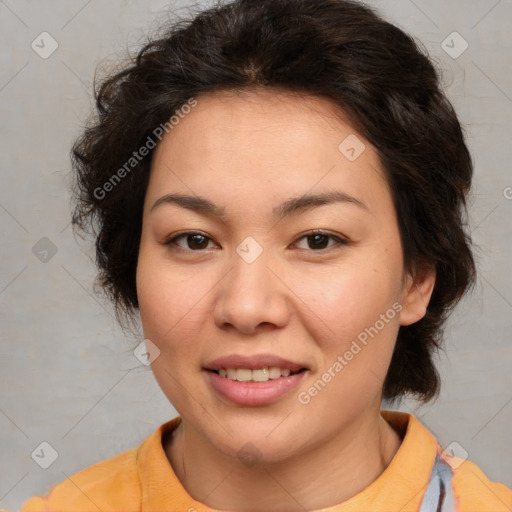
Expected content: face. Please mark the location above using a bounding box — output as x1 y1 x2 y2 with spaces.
136 88 432 463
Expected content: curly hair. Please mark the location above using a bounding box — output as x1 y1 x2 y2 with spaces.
71 0 476 404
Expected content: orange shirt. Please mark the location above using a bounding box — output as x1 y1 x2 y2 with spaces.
20 410 511 511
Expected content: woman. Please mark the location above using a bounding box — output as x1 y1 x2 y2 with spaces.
21 0 511 510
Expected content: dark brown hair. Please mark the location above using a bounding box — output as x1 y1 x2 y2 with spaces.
71 0 476 404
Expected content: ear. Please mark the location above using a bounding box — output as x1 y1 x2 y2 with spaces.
399 264 436 326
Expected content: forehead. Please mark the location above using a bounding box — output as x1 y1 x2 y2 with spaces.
157 87 359 149
147 88 391 216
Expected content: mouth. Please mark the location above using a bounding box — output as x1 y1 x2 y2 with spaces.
203 354 309 406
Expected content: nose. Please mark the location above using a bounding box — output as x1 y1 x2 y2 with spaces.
213 244 291 335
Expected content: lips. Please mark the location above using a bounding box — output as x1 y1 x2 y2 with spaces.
203 354 309 406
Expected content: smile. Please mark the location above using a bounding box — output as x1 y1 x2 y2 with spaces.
205 369 308 406
203 354 309 406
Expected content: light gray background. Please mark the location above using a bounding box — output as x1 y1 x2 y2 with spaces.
1 0 511 509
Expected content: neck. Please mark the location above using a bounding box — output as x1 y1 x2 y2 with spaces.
165 407 402 511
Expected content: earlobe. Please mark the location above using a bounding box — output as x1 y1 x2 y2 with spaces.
399 266 436 326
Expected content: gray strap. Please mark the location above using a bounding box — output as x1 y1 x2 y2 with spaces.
418 454 456 512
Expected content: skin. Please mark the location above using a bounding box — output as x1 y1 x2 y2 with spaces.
136 87 436 511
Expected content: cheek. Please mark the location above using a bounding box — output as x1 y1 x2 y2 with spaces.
136 250 208 347
299 270 401 412
295 250 403 397
136 257 208 405
297 258 402 340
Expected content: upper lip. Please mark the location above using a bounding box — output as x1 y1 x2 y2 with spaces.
204 354 307 372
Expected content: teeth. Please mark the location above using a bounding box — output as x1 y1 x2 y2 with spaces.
252 368 269 382
268 367 282 379
215 367 298 382
236 369 252 382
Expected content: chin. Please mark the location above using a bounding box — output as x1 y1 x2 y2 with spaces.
192 411 311 465
219 434 304 466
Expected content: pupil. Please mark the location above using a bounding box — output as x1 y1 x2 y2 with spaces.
189 234 207 249
310 234 328 249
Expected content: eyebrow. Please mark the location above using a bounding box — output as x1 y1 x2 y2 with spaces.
150 191 368 220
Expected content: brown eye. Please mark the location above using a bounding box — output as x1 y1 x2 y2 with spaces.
164 232 215 250
307 233 331 250
294 231 348 251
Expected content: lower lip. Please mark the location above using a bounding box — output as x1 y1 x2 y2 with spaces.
205 370 307 406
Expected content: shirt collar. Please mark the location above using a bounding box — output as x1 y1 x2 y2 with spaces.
137 410 439 511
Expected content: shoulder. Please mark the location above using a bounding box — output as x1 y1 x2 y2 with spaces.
20 447 140 512
443 453 512 511
20 418 183 512
382 410 512 510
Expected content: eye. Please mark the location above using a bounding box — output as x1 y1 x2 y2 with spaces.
163 231 216 251
163 230 348 252
293 230 348 251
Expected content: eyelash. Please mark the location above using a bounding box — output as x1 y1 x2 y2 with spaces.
163 230 349 252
